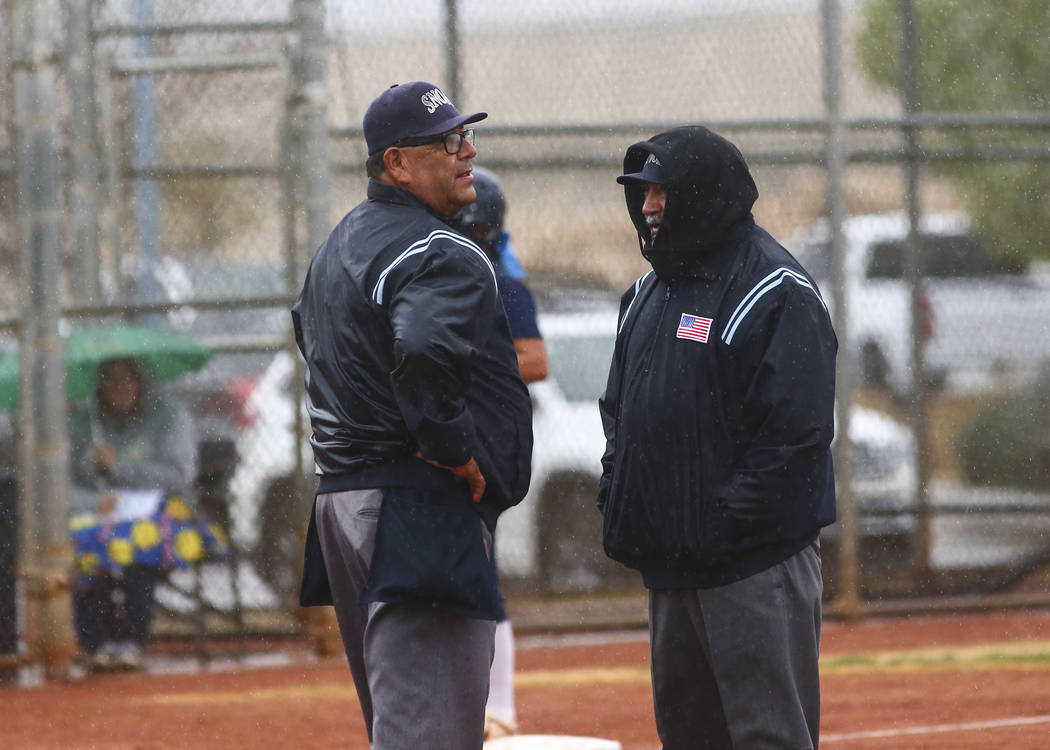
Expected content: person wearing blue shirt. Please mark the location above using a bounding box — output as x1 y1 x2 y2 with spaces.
452 166 548 739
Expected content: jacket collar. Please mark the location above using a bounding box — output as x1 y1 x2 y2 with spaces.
668 217 754 284
367 179 463 225
367 178 425 208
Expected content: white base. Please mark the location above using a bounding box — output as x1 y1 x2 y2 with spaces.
484 736 622 750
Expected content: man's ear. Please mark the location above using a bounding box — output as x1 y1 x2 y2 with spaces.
383 148 412 188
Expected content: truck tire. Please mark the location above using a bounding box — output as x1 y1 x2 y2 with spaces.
256 475 311 603
861 341 890 390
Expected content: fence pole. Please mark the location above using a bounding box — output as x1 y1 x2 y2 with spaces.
898 0 933 579
290 0 331 261
129 0 162 304
289 0 333 652
822 0 861 615
66 0 102 304
444 0 460 103
13 0 76 679
97 52 126 298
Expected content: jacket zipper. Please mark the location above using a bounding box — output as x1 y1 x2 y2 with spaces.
642 286 672 375
607 282 670 532
604 278 660 521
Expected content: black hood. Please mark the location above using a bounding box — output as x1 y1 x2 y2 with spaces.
621 125 758 281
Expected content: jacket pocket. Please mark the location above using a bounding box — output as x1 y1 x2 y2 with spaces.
600 459 665 568
474 401 531 512
360 487 504 619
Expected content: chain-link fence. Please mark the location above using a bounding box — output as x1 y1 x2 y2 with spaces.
2 0 1049 665
0 0 13 663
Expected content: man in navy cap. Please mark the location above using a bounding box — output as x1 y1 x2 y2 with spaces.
292 82 533 749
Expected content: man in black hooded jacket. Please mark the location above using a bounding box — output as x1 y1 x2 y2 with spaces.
598 125 837 749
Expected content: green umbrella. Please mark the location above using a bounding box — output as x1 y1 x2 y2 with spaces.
0 323 213 410
0 350 18 411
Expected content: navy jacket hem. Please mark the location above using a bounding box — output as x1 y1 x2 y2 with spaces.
639 531 819 590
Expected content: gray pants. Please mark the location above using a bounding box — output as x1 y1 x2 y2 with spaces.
314 489 496 750
649 543 823 750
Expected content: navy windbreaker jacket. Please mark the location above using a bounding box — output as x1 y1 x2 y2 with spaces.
292 181 533 614
292 180 532 524
598 127 837 589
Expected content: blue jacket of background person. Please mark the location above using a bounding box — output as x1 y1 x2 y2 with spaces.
598 126 837 590
292 180 533 619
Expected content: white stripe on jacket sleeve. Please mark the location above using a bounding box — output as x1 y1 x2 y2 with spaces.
372 230 496 305
721 267 826 345
617 270 654 335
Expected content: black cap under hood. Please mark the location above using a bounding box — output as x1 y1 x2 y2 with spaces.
621 125 759 281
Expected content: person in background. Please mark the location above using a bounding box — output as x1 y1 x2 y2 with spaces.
598 126 837 748
69 357 196 671
292 81 533 749
451 165 548 738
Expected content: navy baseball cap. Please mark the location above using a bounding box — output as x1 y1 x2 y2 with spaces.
617 152 666 185
363 81 487 155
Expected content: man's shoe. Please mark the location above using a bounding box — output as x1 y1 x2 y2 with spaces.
89 649 116 671
114 643 144 671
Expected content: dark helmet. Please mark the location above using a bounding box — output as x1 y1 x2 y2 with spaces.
455 166 506 249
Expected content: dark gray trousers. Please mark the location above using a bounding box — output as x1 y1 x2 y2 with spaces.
314 489 496 750
649 542 823 750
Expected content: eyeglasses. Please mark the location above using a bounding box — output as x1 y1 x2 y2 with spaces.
395 128 475 155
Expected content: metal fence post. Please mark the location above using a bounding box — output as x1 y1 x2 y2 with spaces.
129 0 162 304
289 0 333 652
822 0 861 616
290 0 331 261
12 0 76 679
65 0 102 305
898 0 933 579
444 0 460 103
97 52 125 298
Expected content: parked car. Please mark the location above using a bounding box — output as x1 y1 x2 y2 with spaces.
229 297 919 595
224 305 626 597
831 405 917 541
226 348 312 600
495 305 631 591
496 307 918 590
131 255 293 530
792 211 1050 395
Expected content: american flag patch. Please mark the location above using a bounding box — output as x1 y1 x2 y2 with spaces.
676 313 712 343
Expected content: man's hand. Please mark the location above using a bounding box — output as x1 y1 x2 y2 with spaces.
96 490 118 517
416 452 486 503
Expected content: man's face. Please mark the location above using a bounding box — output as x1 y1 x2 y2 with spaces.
391 128 479 218
641 182 667 239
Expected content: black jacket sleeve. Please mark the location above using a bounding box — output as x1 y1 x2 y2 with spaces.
720 281 837 532
385 239 498 467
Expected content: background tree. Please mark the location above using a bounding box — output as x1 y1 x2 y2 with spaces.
856 0 1050 262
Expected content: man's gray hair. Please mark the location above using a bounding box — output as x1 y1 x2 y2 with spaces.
366 150 385 179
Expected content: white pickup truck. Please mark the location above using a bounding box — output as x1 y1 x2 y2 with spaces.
226 299 919 595
793 211 1050 395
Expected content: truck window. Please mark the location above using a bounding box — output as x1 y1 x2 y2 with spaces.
868 235 1024 280
546 334 615 402
800 241 831 281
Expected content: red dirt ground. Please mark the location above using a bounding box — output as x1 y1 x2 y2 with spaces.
4 609 1050 749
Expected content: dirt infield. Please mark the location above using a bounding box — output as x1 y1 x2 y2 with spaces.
4 609 1050 749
